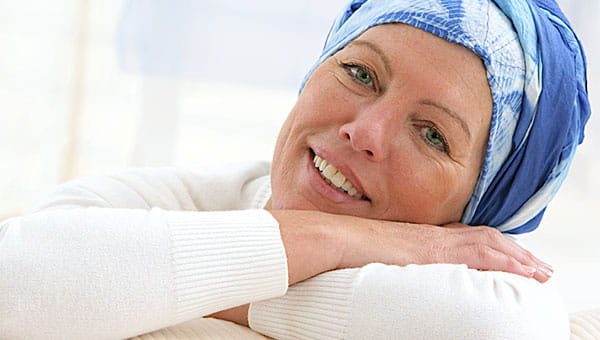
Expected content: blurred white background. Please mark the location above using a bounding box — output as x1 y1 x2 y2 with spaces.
1 0 598 313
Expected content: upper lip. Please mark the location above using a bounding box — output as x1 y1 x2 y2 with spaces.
310 146 369 200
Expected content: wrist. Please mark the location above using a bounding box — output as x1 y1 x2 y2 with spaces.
267 209 346 284
209 305 249 326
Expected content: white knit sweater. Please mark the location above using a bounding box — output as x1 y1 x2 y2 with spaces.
0 161 570 339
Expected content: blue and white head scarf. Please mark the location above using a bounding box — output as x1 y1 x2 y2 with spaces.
301 0 591 234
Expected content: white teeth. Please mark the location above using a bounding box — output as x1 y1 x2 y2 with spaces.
312 154 366 199
322 164 336 179
314 157 323 169
319 159 328 171
341 180 353 191
314 155 328 171
348 187 358 197
331 172 346 188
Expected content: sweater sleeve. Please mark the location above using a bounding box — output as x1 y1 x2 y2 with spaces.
0 163 287 340
249 263 570 340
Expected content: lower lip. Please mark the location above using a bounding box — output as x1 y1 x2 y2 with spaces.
306 150 365 204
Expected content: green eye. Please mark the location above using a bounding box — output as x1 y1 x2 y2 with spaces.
424 127 448 152
355 68 373 84
343 63 375 88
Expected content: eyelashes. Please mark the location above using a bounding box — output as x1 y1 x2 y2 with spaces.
341 62 378 91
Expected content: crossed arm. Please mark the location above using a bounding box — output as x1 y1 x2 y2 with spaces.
0 163 569 339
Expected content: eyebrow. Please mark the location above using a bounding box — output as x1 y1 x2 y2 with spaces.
348 40 393 76
419 99 472 140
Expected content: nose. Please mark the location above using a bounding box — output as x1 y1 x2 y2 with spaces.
338 109 393 162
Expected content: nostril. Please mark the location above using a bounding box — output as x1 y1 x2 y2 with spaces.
366 150 374 157
342 132 351 140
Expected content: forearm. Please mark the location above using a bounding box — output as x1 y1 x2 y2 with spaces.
249 264 569 340
0 208 287 340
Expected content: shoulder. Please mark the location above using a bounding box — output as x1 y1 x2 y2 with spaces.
30 160 272 212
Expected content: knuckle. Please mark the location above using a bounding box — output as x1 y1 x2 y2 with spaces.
470 226 488 236
473 244 492 260
470 226 503 245
506 257 521 270
522 249 536 262
481 227 501 240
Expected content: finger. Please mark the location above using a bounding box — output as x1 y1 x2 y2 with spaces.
458 244 543 282
459 226 554 282
532 261 553 283
498 241 553 283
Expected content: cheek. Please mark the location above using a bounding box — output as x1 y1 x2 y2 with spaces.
412 163 458 205
300 68 359 119
423 165 478 222
386 156 471 224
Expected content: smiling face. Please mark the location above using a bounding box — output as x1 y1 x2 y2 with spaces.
268 23 493 225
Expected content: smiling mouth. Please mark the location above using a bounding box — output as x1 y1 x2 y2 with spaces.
312 153 369 200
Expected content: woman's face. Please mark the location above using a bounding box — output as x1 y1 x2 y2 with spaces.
269 23 493 225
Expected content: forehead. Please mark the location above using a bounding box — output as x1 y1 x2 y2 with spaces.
352 25 489 108
353 23 486 76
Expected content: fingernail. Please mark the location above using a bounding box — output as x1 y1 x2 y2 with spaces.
538 265 554 277
523 265 537 276
541 261 554 270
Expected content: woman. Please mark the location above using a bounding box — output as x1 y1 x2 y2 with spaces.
0 0 590 339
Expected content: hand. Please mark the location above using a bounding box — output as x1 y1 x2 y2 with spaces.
341 219 553 283
270 210 552 285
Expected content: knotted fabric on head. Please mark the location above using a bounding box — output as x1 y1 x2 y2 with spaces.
300 0 591 234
